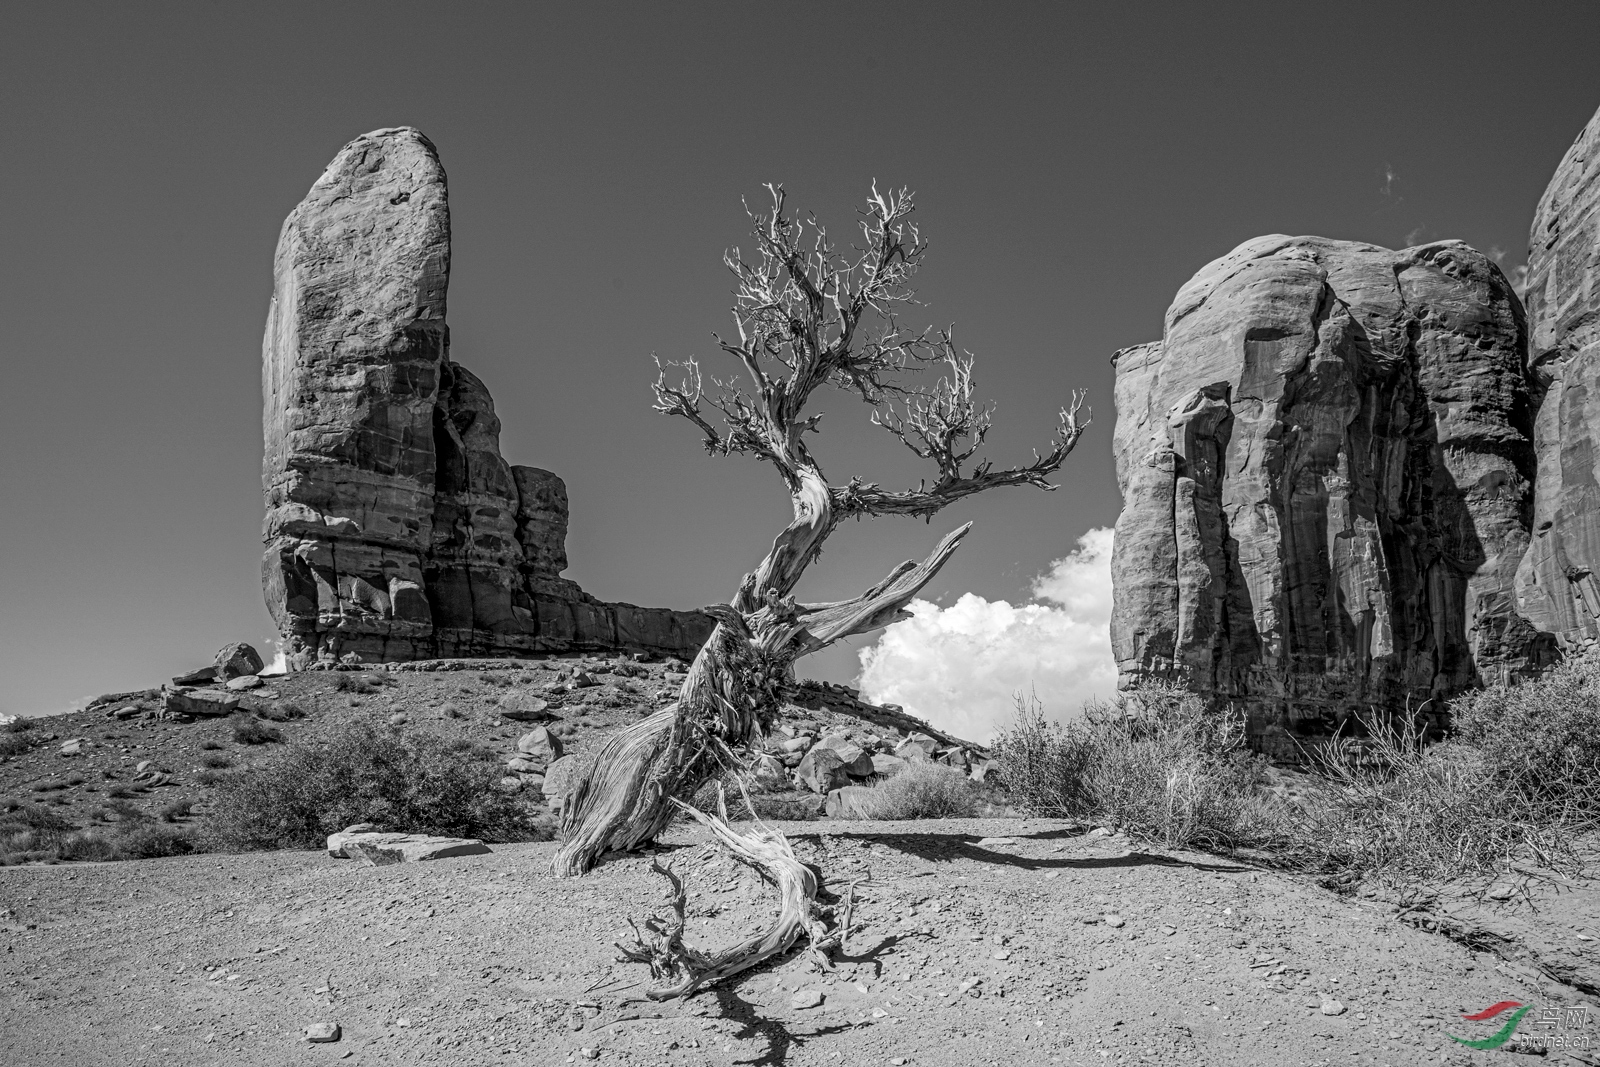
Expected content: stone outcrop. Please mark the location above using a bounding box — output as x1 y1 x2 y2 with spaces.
1517 102 1600 649
262 128 712 666
1110 235 1555 747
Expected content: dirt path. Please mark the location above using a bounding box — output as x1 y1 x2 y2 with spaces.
4 817 1592 1066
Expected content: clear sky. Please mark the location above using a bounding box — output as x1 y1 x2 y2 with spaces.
4 2 1599 717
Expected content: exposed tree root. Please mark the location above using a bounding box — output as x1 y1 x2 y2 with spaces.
616 787 857 999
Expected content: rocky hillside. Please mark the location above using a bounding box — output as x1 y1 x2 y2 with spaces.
0 647 989 851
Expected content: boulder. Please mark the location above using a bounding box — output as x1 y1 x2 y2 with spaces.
780 736 813 754
1110 235 1554 745
814 734 874 775
214 643 265 681
171 667 218 687
1519 102 1600 649
825 785 880 819
871 753 909 778
260 126 713 666
796 747 851 794
326 831 491 862
894 735 938 762
224 675 264 691
749 754 790 791
499 696 553 722
516 726 563 768
541 754 582 803
163 686 240 717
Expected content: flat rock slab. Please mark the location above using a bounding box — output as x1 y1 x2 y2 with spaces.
326 831 491 863
162 686 239 717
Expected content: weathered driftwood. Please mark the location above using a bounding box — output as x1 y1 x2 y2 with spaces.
616 788 855 999
553 183 1086 877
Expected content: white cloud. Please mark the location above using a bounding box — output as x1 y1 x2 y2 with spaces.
856 527 1118 744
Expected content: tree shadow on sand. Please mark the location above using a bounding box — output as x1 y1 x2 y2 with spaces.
804 829 1253 875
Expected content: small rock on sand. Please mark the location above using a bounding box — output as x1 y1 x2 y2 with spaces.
791 989 824 1009
306 1022 340 1042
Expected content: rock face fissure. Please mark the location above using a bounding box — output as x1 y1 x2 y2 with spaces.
1111 235 1558 751
262 127 712 666
1519 102 1600 649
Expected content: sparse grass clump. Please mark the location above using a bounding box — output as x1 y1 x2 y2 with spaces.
994 686 1280 851
206 721 551 851
858 762 978 819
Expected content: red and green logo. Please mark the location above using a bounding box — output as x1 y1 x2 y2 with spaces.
1448 1001 1531 1050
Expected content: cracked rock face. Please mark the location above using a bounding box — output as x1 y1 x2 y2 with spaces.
1110 235 1554 749
262 127 711 666
1517 102 1600 649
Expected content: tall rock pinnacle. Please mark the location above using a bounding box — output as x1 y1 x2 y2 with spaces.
261 128 711 666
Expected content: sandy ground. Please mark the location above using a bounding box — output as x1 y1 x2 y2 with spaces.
5 817 1596 1067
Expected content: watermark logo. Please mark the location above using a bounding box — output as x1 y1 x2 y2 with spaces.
1449 1001 1591 1052
1447 1001 1528 1050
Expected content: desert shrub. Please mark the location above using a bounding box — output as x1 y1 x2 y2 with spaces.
4 716 35 733
201 754 232 770
1287 663 1600 882
858 762 978 820
256 701 306 722
0 733 32 758
1449 650 1600 818
100 798 148 823
194 769 225 786
56 832 119 862
231 718 282 745
159 800 193 822
994 687 1280 850
116 824 198 858
0 802 74 836
206 721 551 851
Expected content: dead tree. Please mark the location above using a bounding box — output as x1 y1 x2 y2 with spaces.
552 183 1087 878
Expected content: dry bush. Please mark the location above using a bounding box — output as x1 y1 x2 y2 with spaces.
55 832 119 862
255 702 307 723
994 687 1281 851
858 762 978 819
116 824 198 859
159 800 193 822
201 754 232 769
206 721 552 851
1450 650 1600 819
231 717 282 745
0 733 32 758
1291 657 1600 882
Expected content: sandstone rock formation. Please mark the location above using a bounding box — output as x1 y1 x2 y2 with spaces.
1517 102 1600 649
1110 235 1555 746
261 128 712 666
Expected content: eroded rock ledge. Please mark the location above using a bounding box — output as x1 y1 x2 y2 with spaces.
262 128 712 666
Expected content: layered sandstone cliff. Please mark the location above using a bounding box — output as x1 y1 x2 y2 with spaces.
1516 102 1600 648
1110 236 1555 747
262 128 712 666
